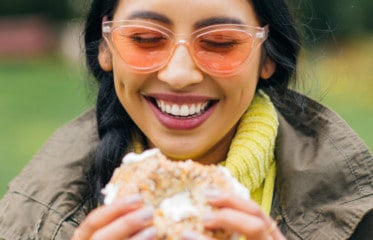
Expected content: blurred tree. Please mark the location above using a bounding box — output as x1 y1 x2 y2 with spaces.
1 0 372 41
360 1 373 30
0 0 83 21
290 0 373 46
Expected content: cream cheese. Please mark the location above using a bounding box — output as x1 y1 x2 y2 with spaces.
101 183 119 205
159 191 199 222
122 148 161 165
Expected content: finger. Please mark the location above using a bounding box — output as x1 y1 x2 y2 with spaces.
91 206 154 240
75 194 144 239
130 226 158 240
203 208 268 240
205 190 285 239
182 230 215 240
205 190 266 219
267 220 286 240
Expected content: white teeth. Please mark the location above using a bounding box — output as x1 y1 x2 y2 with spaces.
189 105 196 115
156 100 209 117
196 103 201 113
171 105 179 115
166 104 171 113
180 105 189 116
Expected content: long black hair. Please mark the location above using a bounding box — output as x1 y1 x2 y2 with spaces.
84 0 302 202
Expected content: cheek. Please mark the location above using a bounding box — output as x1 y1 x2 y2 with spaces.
111 60 138 98
111 61 151 115
222 66 260 100
237 55 262 95
222 67 261 110
112 73 145 127
112 67 127 102
112 70 138 111
113 75 125 103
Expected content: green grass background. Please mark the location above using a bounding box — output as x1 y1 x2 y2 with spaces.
0 56 94 197
1 39 372 198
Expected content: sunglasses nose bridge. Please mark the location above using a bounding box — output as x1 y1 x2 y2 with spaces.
176 39 187 45
168 35 193 59
173 33 190 47
173 39 190 54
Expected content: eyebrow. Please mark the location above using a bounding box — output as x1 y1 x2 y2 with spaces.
194 17 244 29
127 11 172 24
127 11 244 29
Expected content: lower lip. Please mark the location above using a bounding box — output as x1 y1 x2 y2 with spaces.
147 100 216 130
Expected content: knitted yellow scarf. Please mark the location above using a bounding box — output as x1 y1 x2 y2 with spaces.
133 90 278 215
219 90 278 215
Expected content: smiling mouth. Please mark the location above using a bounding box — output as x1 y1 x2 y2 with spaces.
149 98 216 118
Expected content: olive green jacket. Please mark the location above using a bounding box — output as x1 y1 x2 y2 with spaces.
0 94 372 239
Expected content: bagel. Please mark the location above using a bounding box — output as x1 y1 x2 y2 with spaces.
102 148 249 239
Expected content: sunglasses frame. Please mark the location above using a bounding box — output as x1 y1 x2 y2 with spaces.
102 19 269 76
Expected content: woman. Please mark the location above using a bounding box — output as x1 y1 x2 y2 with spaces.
0 0 372 239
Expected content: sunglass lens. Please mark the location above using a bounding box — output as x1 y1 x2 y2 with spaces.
112 26 171 70
193 30 254 74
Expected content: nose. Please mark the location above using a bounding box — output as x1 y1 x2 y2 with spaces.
157 44 203 89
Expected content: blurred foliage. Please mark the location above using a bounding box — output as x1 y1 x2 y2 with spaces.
289 0 373 46
0 56 94 197
0 0 87 21
1 0 373 43
1 0 373 38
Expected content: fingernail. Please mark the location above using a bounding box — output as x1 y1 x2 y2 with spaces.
205 189 221 200
182 230 200 240
139 227 157 240
125 194 143 205
202 212 215 223
116 194 143 208
137 206 154 222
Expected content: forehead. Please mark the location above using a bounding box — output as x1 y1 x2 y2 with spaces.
113 0 259 29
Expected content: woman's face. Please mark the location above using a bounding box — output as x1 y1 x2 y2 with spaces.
99 0 274 164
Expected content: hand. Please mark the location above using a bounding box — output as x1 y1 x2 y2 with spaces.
182 190 285 240
71 194 157 240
